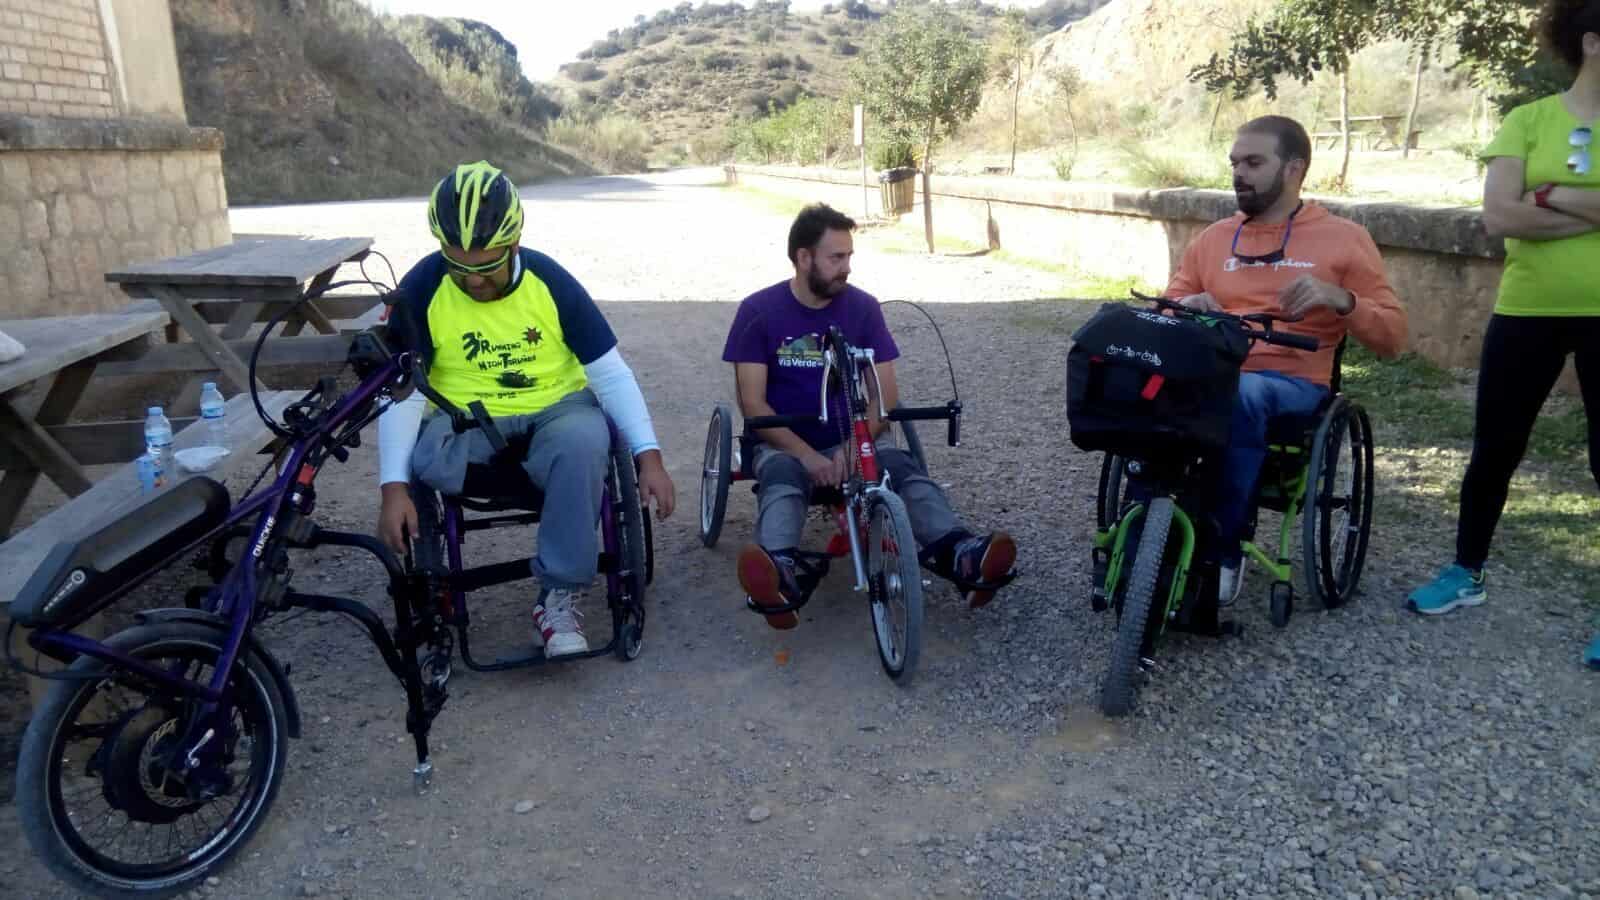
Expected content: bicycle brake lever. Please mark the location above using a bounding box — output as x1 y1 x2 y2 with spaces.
818 348 835 425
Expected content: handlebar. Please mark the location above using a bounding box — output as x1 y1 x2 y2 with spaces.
405 356 510 452
1131 291 1319 353
887 401 963 447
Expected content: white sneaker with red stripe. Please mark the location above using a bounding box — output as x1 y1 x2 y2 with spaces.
532 587 588 658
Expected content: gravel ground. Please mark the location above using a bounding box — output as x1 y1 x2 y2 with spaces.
1 169 1595 900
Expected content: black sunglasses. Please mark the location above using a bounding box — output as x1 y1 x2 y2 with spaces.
443 247 512 277
1231 202 1303 265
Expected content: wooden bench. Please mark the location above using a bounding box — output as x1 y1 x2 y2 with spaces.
3 389 297 705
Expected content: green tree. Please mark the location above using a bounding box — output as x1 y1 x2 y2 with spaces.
1193 0 1568 178
851 3 987 252
990 9 1033 175
1049 63 1083 162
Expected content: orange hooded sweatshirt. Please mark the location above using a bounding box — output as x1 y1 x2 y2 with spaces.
1163 202 1408 386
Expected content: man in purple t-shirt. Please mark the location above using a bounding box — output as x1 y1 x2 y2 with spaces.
721 203 1018 629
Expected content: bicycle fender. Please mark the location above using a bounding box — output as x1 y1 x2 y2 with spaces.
131 608 302 740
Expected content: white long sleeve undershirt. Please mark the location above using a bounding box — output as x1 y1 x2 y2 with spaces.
375 347 660 486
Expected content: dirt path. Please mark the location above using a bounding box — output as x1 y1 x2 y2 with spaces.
2 170 1594 899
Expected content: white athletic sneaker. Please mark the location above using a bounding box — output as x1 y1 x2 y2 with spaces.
533 588 589 658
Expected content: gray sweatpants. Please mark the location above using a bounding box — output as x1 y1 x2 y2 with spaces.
752 440 966 553
410 389 611 591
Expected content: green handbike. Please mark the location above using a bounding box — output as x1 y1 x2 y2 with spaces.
1078 296 1375 718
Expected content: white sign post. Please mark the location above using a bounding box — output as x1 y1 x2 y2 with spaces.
854 103 867 218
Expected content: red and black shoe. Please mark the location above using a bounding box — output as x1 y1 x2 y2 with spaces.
953 531 1018 609
737 544 803 630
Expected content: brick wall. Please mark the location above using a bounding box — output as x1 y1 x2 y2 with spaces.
0 0 116 119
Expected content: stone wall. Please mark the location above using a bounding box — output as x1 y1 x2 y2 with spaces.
727 165 1513 374
0 115 229 318
0 0 116 118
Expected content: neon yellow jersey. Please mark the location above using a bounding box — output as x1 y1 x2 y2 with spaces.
1480 94 1600 317
392 249 617 418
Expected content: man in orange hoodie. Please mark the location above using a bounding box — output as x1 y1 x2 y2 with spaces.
1163 115 1408 606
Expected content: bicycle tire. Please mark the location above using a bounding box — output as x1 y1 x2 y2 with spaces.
1101 497 1172 718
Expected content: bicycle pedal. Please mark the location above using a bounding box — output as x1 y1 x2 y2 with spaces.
1138 656 1156 672
1090 588 1108 613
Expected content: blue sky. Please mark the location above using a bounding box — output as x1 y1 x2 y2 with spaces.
363 1 1047 80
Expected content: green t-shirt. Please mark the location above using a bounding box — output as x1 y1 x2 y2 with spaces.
1480 94 1600 317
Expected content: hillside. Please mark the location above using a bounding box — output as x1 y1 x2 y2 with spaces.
547 0 1109 156
171 0 591 205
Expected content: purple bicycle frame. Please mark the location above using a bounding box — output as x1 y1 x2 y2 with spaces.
30 355 407 712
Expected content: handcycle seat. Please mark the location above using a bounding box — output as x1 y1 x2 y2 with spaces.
1264 408 1325 448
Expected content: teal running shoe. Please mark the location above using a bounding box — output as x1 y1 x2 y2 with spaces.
1406 564 1486 616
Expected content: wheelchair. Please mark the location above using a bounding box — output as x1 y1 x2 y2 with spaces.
5 300 652 896
1093 337 1374 624
404 415 655 672
695 324 1011 684
1078 295 1375 717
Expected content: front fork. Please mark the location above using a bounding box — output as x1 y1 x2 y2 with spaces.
1092 501 1197 636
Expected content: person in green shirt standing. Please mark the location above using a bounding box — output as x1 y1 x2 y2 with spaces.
1407 0 1600 670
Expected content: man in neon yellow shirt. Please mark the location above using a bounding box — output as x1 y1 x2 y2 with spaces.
375 162 675 657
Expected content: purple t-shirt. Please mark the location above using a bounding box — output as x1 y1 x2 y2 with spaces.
722 280 900 451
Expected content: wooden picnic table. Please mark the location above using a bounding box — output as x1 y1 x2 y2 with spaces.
1316 115 1420 152
104 235 379 410
0 311 171 538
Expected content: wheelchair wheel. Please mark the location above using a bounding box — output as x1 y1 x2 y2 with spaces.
866 490 924 683
699 404 733 548
1101 497 1172 718
1302 399 1374 610
610 438 649 612
1095 454 1126 531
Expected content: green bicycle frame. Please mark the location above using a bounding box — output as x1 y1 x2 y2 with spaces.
1094 499 1197 638
1239 442 1310 585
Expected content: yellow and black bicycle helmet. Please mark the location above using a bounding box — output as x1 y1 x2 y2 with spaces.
427 161 524 252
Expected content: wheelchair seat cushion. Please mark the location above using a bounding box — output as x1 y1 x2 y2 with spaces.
1264 396 1334 449
456 457 545 511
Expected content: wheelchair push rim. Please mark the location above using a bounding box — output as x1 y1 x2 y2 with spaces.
1303 400 1374 609
700 404 733 548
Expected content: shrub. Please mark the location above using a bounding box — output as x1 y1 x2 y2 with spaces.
805 30 827 45
1051 149 1076 181
762 52 790 70
545 112 651 173
700 50 737 70
682 29 715 45
793 55 813 72
832 38 859 56
564 61 605 82
642 31 668 45
754 24 775 43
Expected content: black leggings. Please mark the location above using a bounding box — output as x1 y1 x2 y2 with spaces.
1456 314 1600 569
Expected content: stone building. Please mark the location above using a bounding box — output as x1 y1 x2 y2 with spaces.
0 0 230 318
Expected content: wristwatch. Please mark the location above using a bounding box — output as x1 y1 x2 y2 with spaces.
1534 183 1556 209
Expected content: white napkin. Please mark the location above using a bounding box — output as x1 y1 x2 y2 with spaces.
0 329 24 364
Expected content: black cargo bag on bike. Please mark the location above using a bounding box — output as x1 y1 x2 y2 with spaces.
1066 302 1249 457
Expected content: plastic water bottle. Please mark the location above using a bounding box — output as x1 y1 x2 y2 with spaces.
144 406 174 472
199 382 228 450
136 451 164 494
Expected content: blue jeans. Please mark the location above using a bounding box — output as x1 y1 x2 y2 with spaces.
1215 371 1329 565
